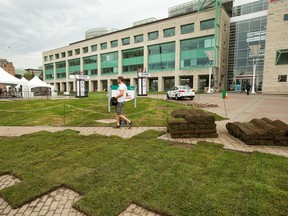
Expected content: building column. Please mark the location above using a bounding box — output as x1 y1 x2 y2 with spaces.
158 76 163 92
175 40 180 72
175 75 180 86
143 46 148 72
193 75 198 92
118 51 122 75
97 55 101 76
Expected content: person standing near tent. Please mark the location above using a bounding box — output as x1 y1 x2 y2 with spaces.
114 76 132 129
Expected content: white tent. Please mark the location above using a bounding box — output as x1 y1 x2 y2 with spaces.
29 76 54 90
0 67 23 85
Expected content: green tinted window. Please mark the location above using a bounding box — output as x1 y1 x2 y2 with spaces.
91 45 97 52
164 28 175 37
134 34 144 43
148 42 175 72
122 37 130 45
83 47 88 53
148 31 159 40
284 14 288 21
181 23 194 34
111 40 118 48
75 49 80 55
180 35 214 69
101 42 107 50
276 49 288 65
200 19 215 30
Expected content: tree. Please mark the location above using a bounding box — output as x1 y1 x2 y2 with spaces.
23 71 34 81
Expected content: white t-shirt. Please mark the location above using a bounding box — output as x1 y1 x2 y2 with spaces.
117 83 127 103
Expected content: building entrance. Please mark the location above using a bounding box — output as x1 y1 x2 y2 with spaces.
235 75 257 92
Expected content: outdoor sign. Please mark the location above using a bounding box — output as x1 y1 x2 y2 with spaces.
111 85 135 102
70 72 90 98
137 68 150 96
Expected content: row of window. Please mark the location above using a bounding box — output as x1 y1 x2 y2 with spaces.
44 19 215 62
45 36 215 79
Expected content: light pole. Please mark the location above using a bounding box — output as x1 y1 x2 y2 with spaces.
249 44 261 94
204 50 214 93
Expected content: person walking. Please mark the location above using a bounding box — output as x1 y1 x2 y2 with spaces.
114 76 132 128
245 82 251 95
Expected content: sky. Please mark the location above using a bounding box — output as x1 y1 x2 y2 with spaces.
0 0 190 70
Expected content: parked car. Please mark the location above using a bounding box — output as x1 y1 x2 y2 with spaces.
167 85 195 100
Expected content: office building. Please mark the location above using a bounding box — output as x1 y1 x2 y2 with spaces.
43 0 230 92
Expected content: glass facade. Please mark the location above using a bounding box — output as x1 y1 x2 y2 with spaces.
163 28 175 37
148 31 159 40
228 4 267 92
45 64 54 80
181 23 194 34
68 58 80 74
122 48 144 73
56 61 66 79
148 42 175 72
83 55 97 76
134 34 143 43
101 52 118 75
200 19 215 30
180 35 215 69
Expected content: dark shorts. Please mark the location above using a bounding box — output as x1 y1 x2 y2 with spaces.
115 102 125 115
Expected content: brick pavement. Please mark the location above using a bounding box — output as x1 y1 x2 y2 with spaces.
0 175 159 216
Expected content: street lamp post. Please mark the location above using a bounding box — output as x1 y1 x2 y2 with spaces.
249 44 261 94
204 50 214 93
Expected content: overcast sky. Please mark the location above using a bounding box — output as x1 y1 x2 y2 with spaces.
0 0 190 70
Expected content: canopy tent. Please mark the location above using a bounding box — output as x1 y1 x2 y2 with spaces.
0 67 24 85
16 77 29 88
29 76 54 90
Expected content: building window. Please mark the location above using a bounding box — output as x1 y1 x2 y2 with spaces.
83 47 88 54
49 55 53 61
278 75 287 82
61 52 66 58
44 56 48 62
122 48 144 73
75 49 80 55
148 42 175 72
101 42 107 50
134 34 144 43
180 36 215 69
68 50 73 57
284 14 288 21
111 40 118 48
101 52 118 74
200 19 215 30
148 31 159 41
122 37 130 45
55 54 59 59
163 27 175 37
91 45 97 52
276 49 288 65
181 23 194 34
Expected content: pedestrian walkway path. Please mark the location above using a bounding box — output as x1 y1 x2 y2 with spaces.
1 124 287 158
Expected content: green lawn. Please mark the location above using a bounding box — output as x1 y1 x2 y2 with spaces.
0 130 287 215
0 92 224 126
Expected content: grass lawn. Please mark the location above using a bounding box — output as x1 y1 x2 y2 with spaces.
0 130 287 215
0 92 225 126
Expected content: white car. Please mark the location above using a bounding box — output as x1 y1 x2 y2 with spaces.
167 85 195 100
